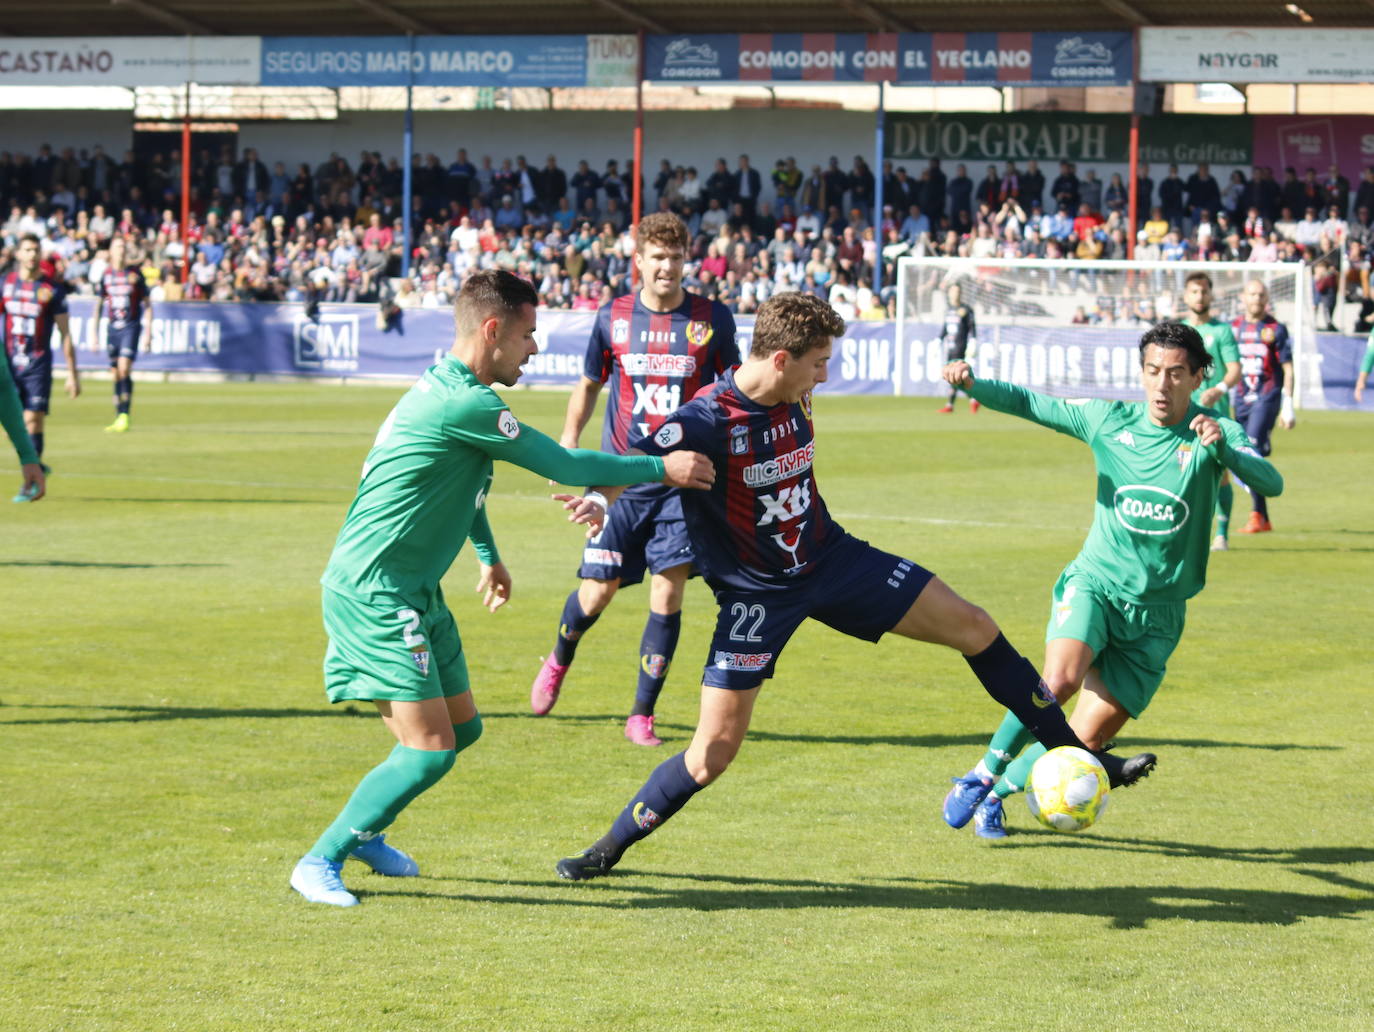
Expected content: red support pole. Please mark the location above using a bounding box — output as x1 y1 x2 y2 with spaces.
1128 115 1139 260
180 81 192 288
631 29 645 288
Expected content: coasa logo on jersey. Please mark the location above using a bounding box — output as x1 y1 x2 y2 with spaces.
1113 485 1190 536
620 352 698 377
294 313 360 371
713 650 774 671
742 442 814 488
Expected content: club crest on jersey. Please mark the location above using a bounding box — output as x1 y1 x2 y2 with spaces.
730 424 749 454
800 392 813 419
611 318 630 344
37 285 53 305
1176 443 1192 471
685 320 713 347
410 649 431 676
497 410 520 439
1261 326 1275 342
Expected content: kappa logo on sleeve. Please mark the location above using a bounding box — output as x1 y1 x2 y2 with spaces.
654 422 684 448
497 410 520 439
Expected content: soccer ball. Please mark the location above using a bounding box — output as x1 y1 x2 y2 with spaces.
1025 746 1110 832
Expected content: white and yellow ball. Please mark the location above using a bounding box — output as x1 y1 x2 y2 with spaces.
1025 746 1110 832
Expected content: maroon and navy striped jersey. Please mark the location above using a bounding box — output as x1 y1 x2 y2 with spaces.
1 273 67 361
585 291 739 455
1230 315 1291 397
632 369 842 592
98 267 149 330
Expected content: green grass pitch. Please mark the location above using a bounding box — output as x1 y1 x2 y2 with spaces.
2 381 1371 1031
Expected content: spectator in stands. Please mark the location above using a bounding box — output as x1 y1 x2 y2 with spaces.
1159 164 1186 227
1294 207 1324 252
1079 169 1103 214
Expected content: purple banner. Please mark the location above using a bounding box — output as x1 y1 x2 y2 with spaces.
63 302 899 396
1315 333 1369 411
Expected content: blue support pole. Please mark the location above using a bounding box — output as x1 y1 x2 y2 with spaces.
402 34 415 279
873 80 886 293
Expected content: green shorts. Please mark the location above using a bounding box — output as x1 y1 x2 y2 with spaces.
1044 567 1186 718
322 586 470 703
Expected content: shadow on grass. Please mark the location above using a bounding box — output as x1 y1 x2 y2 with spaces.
992 832 1374 866
0 559 225 568
69 497 336 505
365 867 1374 929
486 714 1337 752
0 702 370 725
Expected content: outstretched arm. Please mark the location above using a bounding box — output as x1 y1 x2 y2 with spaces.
942 361 1099 441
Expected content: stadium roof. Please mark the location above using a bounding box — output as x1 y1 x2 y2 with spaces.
2 1 1371 37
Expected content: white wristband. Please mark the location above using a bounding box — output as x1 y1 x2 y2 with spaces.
583 491 608 511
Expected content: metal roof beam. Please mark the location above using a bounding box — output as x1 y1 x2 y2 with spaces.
1097 0 1152 26
109 0 213 34
587 0 668 34
351 0 438 34
839 0 914 33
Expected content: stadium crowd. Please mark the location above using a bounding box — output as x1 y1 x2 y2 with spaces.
2 142 1372 323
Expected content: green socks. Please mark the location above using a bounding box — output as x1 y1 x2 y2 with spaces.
310 744 456 862
1216 481 1233 540
993 743 1047 799
982 711 1037 777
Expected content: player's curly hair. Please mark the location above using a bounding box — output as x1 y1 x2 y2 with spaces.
1139 320 1213 375
635 212 690 253
751 292 846 359
454 269 538 335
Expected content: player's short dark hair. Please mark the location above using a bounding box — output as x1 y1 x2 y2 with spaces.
18 233 41 247
1184 270 1212 291
454 269 538 336
1139 321 1213 375
635 212 689 253
752 293 845 359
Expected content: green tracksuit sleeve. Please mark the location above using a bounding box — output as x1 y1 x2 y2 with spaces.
965 377 1113 443
1217 418 1284 498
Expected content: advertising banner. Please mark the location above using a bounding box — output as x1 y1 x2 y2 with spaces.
0 36 260 86
1140 27 1374 84
1252 115 1374 180
885 112 1130 164
645 32 1132 87
260 36 635 88
1139 115 1253 168
62 304 901 396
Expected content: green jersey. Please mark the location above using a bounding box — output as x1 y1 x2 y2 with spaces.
322 355 665 607
968 379 1283 605
1186 316 1240 400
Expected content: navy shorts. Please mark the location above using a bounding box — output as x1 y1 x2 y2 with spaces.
106 324 140 363
702 533 934 691
9 356 51 414
1233 391 1281 456
577 487 693 587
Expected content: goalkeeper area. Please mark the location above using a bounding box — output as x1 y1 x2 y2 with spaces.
896 257 1319 408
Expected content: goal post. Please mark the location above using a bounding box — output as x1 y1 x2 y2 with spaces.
893 257 1318 409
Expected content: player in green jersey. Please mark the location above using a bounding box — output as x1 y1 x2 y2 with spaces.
1180 272 1242 551
291 270 714 907
1354 327 1374 403
939 320 1283 837
0 353 44 500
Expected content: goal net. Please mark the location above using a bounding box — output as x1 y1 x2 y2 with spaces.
894 257 1319 409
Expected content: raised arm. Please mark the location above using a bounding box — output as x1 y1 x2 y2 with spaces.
942 361 1099 441
1191 413 1284 498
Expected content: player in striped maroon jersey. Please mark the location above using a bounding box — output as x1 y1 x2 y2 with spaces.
531 213 738 746
554 292 1153 880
